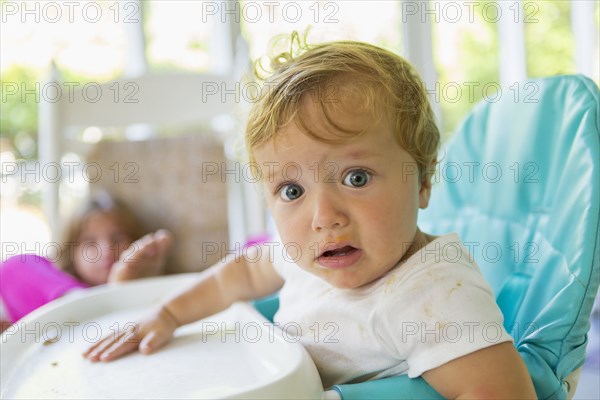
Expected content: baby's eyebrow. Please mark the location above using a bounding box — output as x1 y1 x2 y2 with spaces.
261 162 284 184
345 150 382 160
259 149 382 183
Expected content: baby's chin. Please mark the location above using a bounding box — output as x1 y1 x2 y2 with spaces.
303 264 374 290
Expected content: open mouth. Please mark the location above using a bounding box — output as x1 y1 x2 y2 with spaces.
317 244 362 269
321 245 357 258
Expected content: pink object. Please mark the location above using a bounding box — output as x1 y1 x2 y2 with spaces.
243 233 272 248
0 254 88 322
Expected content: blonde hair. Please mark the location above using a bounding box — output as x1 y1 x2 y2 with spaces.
246 33 440 178
58 191 146 279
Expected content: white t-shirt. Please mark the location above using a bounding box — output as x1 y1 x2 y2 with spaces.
271 233 512 388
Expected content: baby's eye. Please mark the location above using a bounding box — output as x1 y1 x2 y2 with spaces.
342 169 372 188
279 183 304 201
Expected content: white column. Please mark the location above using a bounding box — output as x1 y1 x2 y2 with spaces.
216 2 262 245
38 62 62 240
210 1 240 75
400 0 442 128
497 0 527 86
123 0 152 140
123 0 147 77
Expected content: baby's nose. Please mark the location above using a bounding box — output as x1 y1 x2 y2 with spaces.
311 192 349 232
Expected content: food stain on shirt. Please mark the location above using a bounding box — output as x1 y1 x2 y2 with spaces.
449 280 463 296
384 273 400 293
424 302 433 318
426 270 443 282
358 324 368 339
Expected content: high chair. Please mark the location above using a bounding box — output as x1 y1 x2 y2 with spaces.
255 74 600 399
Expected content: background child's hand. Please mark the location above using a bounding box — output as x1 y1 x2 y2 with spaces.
108 229 173 283
83 306 179 362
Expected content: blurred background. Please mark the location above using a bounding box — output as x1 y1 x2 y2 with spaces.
0 0 599 397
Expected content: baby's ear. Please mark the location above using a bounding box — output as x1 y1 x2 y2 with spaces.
418 161 436 209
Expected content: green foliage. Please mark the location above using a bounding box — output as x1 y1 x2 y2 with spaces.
0 66 119 160
433 1 500 137
524 1 575 77
434 0 579 136
0 66 40 158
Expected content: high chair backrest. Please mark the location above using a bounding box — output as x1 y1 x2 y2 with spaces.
325 75 600 399
418 74 599 398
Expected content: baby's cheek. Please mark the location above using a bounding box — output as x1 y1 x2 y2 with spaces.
275 234 306 265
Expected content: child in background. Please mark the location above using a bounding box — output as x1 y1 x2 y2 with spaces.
84 37 536 398
0 192 172 330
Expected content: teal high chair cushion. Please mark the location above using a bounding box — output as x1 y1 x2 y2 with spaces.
255 75 600 399
415 75 599 399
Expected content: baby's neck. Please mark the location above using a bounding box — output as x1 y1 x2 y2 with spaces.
399 229 436 263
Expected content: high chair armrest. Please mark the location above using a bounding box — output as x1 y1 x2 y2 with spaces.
252 292 280 323
331 375 443 400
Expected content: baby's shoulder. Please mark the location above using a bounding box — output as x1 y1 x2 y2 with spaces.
387 233 480 282
370 234 493 312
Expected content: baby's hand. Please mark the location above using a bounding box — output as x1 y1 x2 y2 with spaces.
83 306 179 362
108 229 173 283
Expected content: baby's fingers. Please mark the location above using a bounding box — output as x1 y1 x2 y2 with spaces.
83 329 139 362
83 333 124 362
139 329 170 355
81 337 105 358
97 336 141 362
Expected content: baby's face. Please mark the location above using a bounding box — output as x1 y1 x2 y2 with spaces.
254 100 431 289
74 211 132 286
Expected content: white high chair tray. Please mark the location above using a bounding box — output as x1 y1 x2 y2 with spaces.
0 274 323 399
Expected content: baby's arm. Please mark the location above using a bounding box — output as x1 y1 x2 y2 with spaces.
422 342 536 399
83 244 284 362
